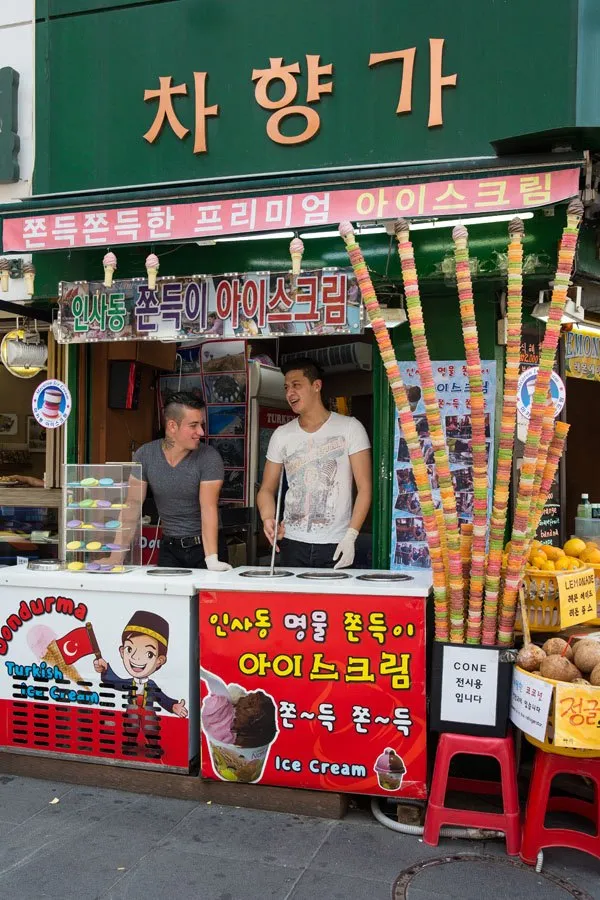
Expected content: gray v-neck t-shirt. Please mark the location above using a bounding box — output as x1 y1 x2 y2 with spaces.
133 440 224 537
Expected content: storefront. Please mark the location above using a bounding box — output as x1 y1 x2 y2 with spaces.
0 0 599 807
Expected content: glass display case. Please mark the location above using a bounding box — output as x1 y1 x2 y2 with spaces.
0 503 59 566
63 463 142 573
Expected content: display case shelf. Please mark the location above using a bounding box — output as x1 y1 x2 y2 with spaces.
63 463 142 573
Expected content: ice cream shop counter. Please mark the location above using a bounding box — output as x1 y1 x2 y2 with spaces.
0 564 431 799
199 567 431 799
0 563 202 773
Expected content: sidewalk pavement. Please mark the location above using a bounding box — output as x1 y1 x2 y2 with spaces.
0 773 597 900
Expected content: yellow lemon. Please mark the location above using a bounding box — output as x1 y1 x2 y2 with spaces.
530 554 547 569
586 541 599 551
555 557 571 571
564 537 587 558
540 560 556 572
544 545 565 562
584 549 600 565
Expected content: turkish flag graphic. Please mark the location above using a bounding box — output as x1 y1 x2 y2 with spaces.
55 626 95 664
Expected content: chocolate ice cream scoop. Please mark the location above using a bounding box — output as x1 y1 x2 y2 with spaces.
233 690 277 748
388 750 406 774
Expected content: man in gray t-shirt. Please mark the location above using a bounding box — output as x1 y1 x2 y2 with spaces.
131 392 231 570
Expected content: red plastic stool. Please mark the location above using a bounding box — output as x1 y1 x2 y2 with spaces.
423 731 521 855
520 749 600 868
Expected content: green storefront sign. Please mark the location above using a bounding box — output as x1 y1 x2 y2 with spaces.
35 0 599 195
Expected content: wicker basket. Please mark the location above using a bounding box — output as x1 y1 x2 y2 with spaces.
516 666 600 758
514 565 600 633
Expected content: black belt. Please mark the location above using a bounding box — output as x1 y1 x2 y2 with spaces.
164 535 202 549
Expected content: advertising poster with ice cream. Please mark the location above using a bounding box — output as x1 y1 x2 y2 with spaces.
391 360 496 572
31 379 72 429
199 589 426 797
0 587 197 772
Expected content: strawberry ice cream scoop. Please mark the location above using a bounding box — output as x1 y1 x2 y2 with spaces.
103 251 117 287
103 252 117 268
27 624 57 660
202 693 235 743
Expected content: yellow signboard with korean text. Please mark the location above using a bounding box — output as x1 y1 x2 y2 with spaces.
554 683 600 750
564 329 600 382
556 569 597 628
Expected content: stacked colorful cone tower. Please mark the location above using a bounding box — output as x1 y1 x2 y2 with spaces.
340 198 583 646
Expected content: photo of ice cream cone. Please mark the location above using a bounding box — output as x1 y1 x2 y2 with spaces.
374 748 406 791
145 253 159 289
201 675 278 784
103 251 117 287
23 263 35 296
0 258 10 292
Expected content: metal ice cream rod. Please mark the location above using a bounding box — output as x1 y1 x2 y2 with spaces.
270 467 285 576
200 667 229 697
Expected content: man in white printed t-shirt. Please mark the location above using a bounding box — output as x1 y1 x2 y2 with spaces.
257 358 372 568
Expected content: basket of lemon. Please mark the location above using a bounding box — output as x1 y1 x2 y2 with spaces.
514 537 600 633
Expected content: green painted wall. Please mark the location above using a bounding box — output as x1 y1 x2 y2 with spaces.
35 0 581 194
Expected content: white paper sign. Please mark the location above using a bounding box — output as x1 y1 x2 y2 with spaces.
509 667 553 742
440 646 499 726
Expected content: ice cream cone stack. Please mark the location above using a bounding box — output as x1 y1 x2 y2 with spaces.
43 640 84 684
145 253 159 289
498 198 584 644
528 420 570 542
339 220 449 641
23 262 35 296
289 237 304 276
103 251 117 287
482 218 525 645
0 258 10 292
452 225 489 644
394 219 464 639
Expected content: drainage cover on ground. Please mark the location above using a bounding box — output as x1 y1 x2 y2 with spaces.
393 854 593 900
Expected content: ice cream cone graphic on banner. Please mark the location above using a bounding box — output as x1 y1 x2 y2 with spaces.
27 622 99 684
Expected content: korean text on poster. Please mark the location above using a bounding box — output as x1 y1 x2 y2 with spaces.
57 269 362 343
509 667 553 742
391 360 496 571
199 589 427 798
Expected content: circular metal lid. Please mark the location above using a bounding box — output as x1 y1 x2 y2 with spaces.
296 571 352 580
356 572 414 582
239 568 294 578
27 559 64 571
146 568 192 576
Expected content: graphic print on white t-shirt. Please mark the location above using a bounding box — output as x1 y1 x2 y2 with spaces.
266 413 370 544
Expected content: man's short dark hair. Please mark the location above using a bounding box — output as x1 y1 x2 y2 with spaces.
281 357 323 384
163 391 205 425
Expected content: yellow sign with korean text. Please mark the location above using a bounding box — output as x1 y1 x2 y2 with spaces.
564 329 600 382
556 569 597 628
553 683 600 750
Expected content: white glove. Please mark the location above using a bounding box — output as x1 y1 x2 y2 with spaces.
205 554 232 572
333 528 359 570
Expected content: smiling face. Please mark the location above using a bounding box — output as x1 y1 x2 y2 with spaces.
284 368 322 417
119 633 166 679
166 405 205 452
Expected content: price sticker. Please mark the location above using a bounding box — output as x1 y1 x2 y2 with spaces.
556 568 597 628
554 683 600 750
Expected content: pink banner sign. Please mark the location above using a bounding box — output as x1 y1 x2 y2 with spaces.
2 168 579 252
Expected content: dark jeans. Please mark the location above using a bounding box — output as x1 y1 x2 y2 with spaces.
158 534 228 569
279 538 337 568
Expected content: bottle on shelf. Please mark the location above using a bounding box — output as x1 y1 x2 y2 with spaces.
577 493 593 519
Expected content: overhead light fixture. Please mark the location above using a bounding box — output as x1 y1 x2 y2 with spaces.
364 308 407 329
299 212 535 240
214 230 295 244
532 288 584 325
